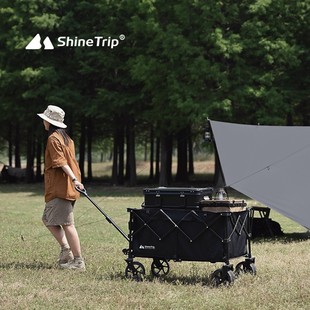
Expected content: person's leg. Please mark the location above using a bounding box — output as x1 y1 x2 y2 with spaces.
43 198 84 270
60 224 85 270
42 220 73 264
43 222 68 247
62 224 82 258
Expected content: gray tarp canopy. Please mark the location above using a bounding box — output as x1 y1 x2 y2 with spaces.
210 120 310 230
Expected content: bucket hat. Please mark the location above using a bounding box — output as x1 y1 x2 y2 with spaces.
37 105 67 128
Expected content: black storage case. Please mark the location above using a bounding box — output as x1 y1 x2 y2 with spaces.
143 187 213 209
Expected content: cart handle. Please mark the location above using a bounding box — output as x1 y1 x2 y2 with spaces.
76 187 88 196
75 186 130 242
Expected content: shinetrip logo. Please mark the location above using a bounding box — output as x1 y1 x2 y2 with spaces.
25 33 125 50
25 34 54 50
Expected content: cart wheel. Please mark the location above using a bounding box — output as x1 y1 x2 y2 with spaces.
151 259 170 277
125 261 145 282
235 261 257 276
210 269 235 287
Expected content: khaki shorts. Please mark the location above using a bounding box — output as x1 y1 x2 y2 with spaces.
42 198 75 226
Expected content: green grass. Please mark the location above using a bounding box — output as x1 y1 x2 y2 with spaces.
1 183 310 309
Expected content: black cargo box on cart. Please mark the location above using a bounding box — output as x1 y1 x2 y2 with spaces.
143 187 213 209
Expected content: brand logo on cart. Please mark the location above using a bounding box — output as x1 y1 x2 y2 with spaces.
139 245 155 250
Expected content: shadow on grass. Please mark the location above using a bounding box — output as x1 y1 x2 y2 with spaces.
252 231 310 244
0 261 54 270
102 265 250 288
0 183 44 195
103 270 213 286
148 274 212 287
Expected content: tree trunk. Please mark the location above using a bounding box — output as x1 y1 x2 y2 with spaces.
26 127 34 182
149 126 154 179
15 124 21 168
159 133 173 186
112 120 125 185
144 137 147 162
112 126 119 185
125 125 130 181
188 127 194 176
175 127 188 182
299 100 309 126
8 123 13 166
118 124 125 185
126 117 137 186
286 111 293 126
159 134 168 186
166 134 173 184
79 118 86 180
35 136 42 181
155 137 160 181
87 118 93 181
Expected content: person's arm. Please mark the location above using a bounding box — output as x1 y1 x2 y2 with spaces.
61 164 84 190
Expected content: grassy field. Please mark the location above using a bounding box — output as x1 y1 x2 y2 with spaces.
1 182 310 310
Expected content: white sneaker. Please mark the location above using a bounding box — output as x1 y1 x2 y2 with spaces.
60 257 85 271
58 247 74 265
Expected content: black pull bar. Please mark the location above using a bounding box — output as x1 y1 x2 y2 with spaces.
76 187 130 242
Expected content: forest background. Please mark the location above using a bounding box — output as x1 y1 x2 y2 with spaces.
0 0 309 186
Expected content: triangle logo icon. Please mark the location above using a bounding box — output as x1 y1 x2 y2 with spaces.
25 34 55 50
25 34 42 50
43 36 54 50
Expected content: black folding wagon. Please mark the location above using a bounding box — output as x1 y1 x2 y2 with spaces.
78 187 256 286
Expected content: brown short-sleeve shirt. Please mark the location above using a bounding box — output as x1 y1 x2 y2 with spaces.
44 131 81 202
